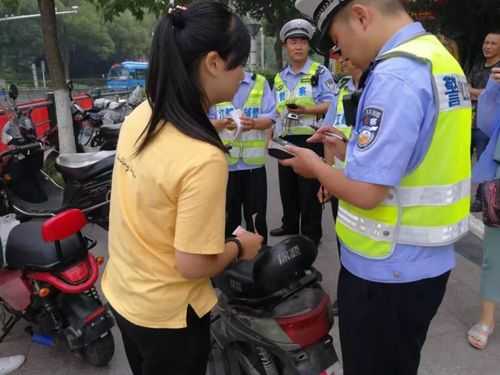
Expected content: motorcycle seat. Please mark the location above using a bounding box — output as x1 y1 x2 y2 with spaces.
4 220 86 271
56 151 115 181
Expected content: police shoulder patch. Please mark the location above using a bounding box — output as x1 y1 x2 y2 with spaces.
357 107 383 150
325 78 335 91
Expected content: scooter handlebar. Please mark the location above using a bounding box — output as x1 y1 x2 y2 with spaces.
0 142 42 159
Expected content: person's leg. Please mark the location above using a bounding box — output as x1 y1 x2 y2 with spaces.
225 171 243 237
242 167 268 244
469 226 500 348
274 162 299 234
396 272 450 375
330 197 341 257
111 306 146 375
337 267 399 375
297 139 323 245
112 306 211 375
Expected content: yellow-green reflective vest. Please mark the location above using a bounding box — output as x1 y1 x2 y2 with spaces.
216 74 267 166
332 77 354 169
337 34 472 260
274 62 320 136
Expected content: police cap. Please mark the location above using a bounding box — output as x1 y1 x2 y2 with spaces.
279 19 315 43
295 0 352 54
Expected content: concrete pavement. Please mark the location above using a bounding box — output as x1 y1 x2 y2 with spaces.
3 161 499 375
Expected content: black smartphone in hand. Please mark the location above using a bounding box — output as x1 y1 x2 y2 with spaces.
286 103 299 110
268 138 295 160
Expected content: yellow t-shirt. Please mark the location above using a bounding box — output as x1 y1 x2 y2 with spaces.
101 102 228 329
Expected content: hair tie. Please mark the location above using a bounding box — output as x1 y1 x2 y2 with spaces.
168 5 187 29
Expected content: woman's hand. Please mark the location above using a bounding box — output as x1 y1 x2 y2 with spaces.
240 116 256 131
235 230 263 260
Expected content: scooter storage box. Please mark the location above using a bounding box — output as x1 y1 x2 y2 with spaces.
214 236 318 299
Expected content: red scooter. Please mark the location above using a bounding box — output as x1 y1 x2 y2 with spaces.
0 209 115 367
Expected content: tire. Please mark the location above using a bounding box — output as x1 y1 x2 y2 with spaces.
82 332 115 367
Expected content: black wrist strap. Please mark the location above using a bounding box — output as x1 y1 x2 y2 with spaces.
225 238 243 261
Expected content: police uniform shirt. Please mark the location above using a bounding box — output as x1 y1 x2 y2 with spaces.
340 22 456 283
273 58 335 135
208 72 276 172
322 78 356 126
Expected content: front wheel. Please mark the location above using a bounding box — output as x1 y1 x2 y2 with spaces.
82 332 114 367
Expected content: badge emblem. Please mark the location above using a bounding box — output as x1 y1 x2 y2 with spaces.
357 107 383 150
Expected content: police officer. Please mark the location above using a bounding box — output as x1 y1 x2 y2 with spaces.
270 19 335 246
209 72 275 243
283 1 472 374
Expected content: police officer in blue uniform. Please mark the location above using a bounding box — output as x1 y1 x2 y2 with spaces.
282 1 472 374
270 19 335 245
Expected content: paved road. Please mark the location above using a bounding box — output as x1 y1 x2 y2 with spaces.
3 160 499 375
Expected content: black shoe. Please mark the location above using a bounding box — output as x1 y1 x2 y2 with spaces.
471 199 483 213
332 300 339 316
270 227 299 236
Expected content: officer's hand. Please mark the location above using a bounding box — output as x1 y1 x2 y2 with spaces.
308 127 347 161
317 186 332 203
240 116 256 131
279 145 323 179
287 105 308 115
492 67 500 84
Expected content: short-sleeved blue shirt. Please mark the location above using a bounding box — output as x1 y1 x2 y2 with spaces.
273 58 335 135
340 22 456 283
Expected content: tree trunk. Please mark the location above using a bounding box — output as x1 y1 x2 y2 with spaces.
38 0 76 154
274 37 283 70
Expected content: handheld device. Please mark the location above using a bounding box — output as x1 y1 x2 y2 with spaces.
286 103 299 110
268 138 295 160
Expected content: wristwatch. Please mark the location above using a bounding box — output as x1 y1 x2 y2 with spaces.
225 238 243 262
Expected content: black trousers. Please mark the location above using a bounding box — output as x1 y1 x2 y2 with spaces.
278 135 323 243
330 197 341 257
111 305 211 375
225 167 268 243
338 267 450 375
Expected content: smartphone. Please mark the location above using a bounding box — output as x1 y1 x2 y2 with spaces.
286 103 299 110
268 138 295 160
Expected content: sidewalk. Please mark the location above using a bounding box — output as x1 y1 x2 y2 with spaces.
3 161 499 374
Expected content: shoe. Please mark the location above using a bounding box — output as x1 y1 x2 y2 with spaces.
467 323 494 350
270 227 299 237
332 299 339 316
0 355 25 374
471 199 483 213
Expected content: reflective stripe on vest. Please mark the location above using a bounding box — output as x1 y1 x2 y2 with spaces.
216 75 267 166
274 62 320 136
337 34 472 259
332 80 353 169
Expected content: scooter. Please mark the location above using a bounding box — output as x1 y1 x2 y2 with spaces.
208 236 339 375
0 85 114 229
0 209 115 366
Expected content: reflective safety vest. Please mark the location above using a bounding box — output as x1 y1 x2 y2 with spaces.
216 74 267 166
274 62 320 136
337 34 472 259
332 77 354 169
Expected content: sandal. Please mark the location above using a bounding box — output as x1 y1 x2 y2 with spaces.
467 323 494 350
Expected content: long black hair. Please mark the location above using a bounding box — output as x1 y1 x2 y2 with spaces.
137 1 250 153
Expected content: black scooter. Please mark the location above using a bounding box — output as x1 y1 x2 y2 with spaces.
0 84 113 229
208 236 340 375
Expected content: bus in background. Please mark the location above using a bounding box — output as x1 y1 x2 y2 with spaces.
106 61 148 91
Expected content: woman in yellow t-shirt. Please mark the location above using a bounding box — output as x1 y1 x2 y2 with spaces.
101 3 263 375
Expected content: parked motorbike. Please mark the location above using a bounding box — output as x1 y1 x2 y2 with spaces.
0 85 114 229
208 236 339 375
0 209 115 366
